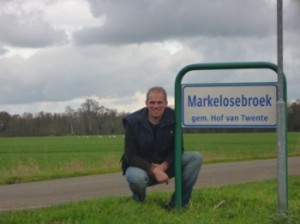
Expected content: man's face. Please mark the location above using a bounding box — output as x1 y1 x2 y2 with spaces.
146 91 168 120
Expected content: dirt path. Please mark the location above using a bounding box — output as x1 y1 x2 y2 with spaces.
0 157 299 212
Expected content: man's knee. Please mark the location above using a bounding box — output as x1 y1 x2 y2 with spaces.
125 167 149 189
183 151 203 165
192 151 203 165
181 151 203 177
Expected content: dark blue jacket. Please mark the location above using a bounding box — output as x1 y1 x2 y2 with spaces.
121 107 175 174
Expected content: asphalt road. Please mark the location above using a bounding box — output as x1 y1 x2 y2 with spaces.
0 157 299 212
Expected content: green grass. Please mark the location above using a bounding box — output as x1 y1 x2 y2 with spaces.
0 132 299 184
0 175 299 224
0 135 123 184
185 132 300 162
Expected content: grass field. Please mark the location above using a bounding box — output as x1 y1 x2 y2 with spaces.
0 132 299 185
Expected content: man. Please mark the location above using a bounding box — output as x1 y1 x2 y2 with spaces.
121 86 202 209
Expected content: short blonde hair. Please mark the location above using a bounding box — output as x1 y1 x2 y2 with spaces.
146 86 167 102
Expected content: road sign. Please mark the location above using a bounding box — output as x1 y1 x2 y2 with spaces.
174 62 287 210
182 83 277 128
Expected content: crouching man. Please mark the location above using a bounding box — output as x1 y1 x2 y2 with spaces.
121 86 203 210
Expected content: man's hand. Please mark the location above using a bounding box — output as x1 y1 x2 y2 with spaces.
151 164 169 184
152 161 169 171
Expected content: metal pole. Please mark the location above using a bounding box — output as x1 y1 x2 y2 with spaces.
174 67 187 209
276 0 288 212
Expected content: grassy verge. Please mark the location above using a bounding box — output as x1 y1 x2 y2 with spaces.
0 132 299 185
0 175 299 224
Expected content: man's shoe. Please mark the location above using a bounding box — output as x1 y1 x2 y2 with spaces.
164 203 175 211
164 202 187 211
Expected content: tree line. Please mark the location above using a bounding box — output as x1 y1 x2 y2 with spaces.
0 99 299 137
0 99 129 137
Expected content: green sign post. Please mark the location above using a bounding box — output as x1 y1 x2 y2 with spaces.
174 61 287 210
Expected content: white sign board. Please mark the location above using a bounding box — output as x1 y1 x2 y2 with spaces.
182 83 277 128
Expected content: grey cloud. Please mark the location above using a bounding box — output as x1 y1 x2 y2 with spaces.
0 0 299 114
285 1 300 34
0 13 68 48
75 0 274 45
0 46 8 55
0 42 196 105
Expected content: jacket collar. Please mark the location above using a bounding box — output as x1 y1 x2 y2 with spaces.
139 107 174 127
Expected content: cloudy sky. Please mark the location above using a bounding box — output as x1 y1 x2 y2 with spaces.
0 0 299 115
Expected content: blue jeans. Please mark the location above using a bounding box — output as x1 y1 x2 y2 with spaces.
125 151 203 206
